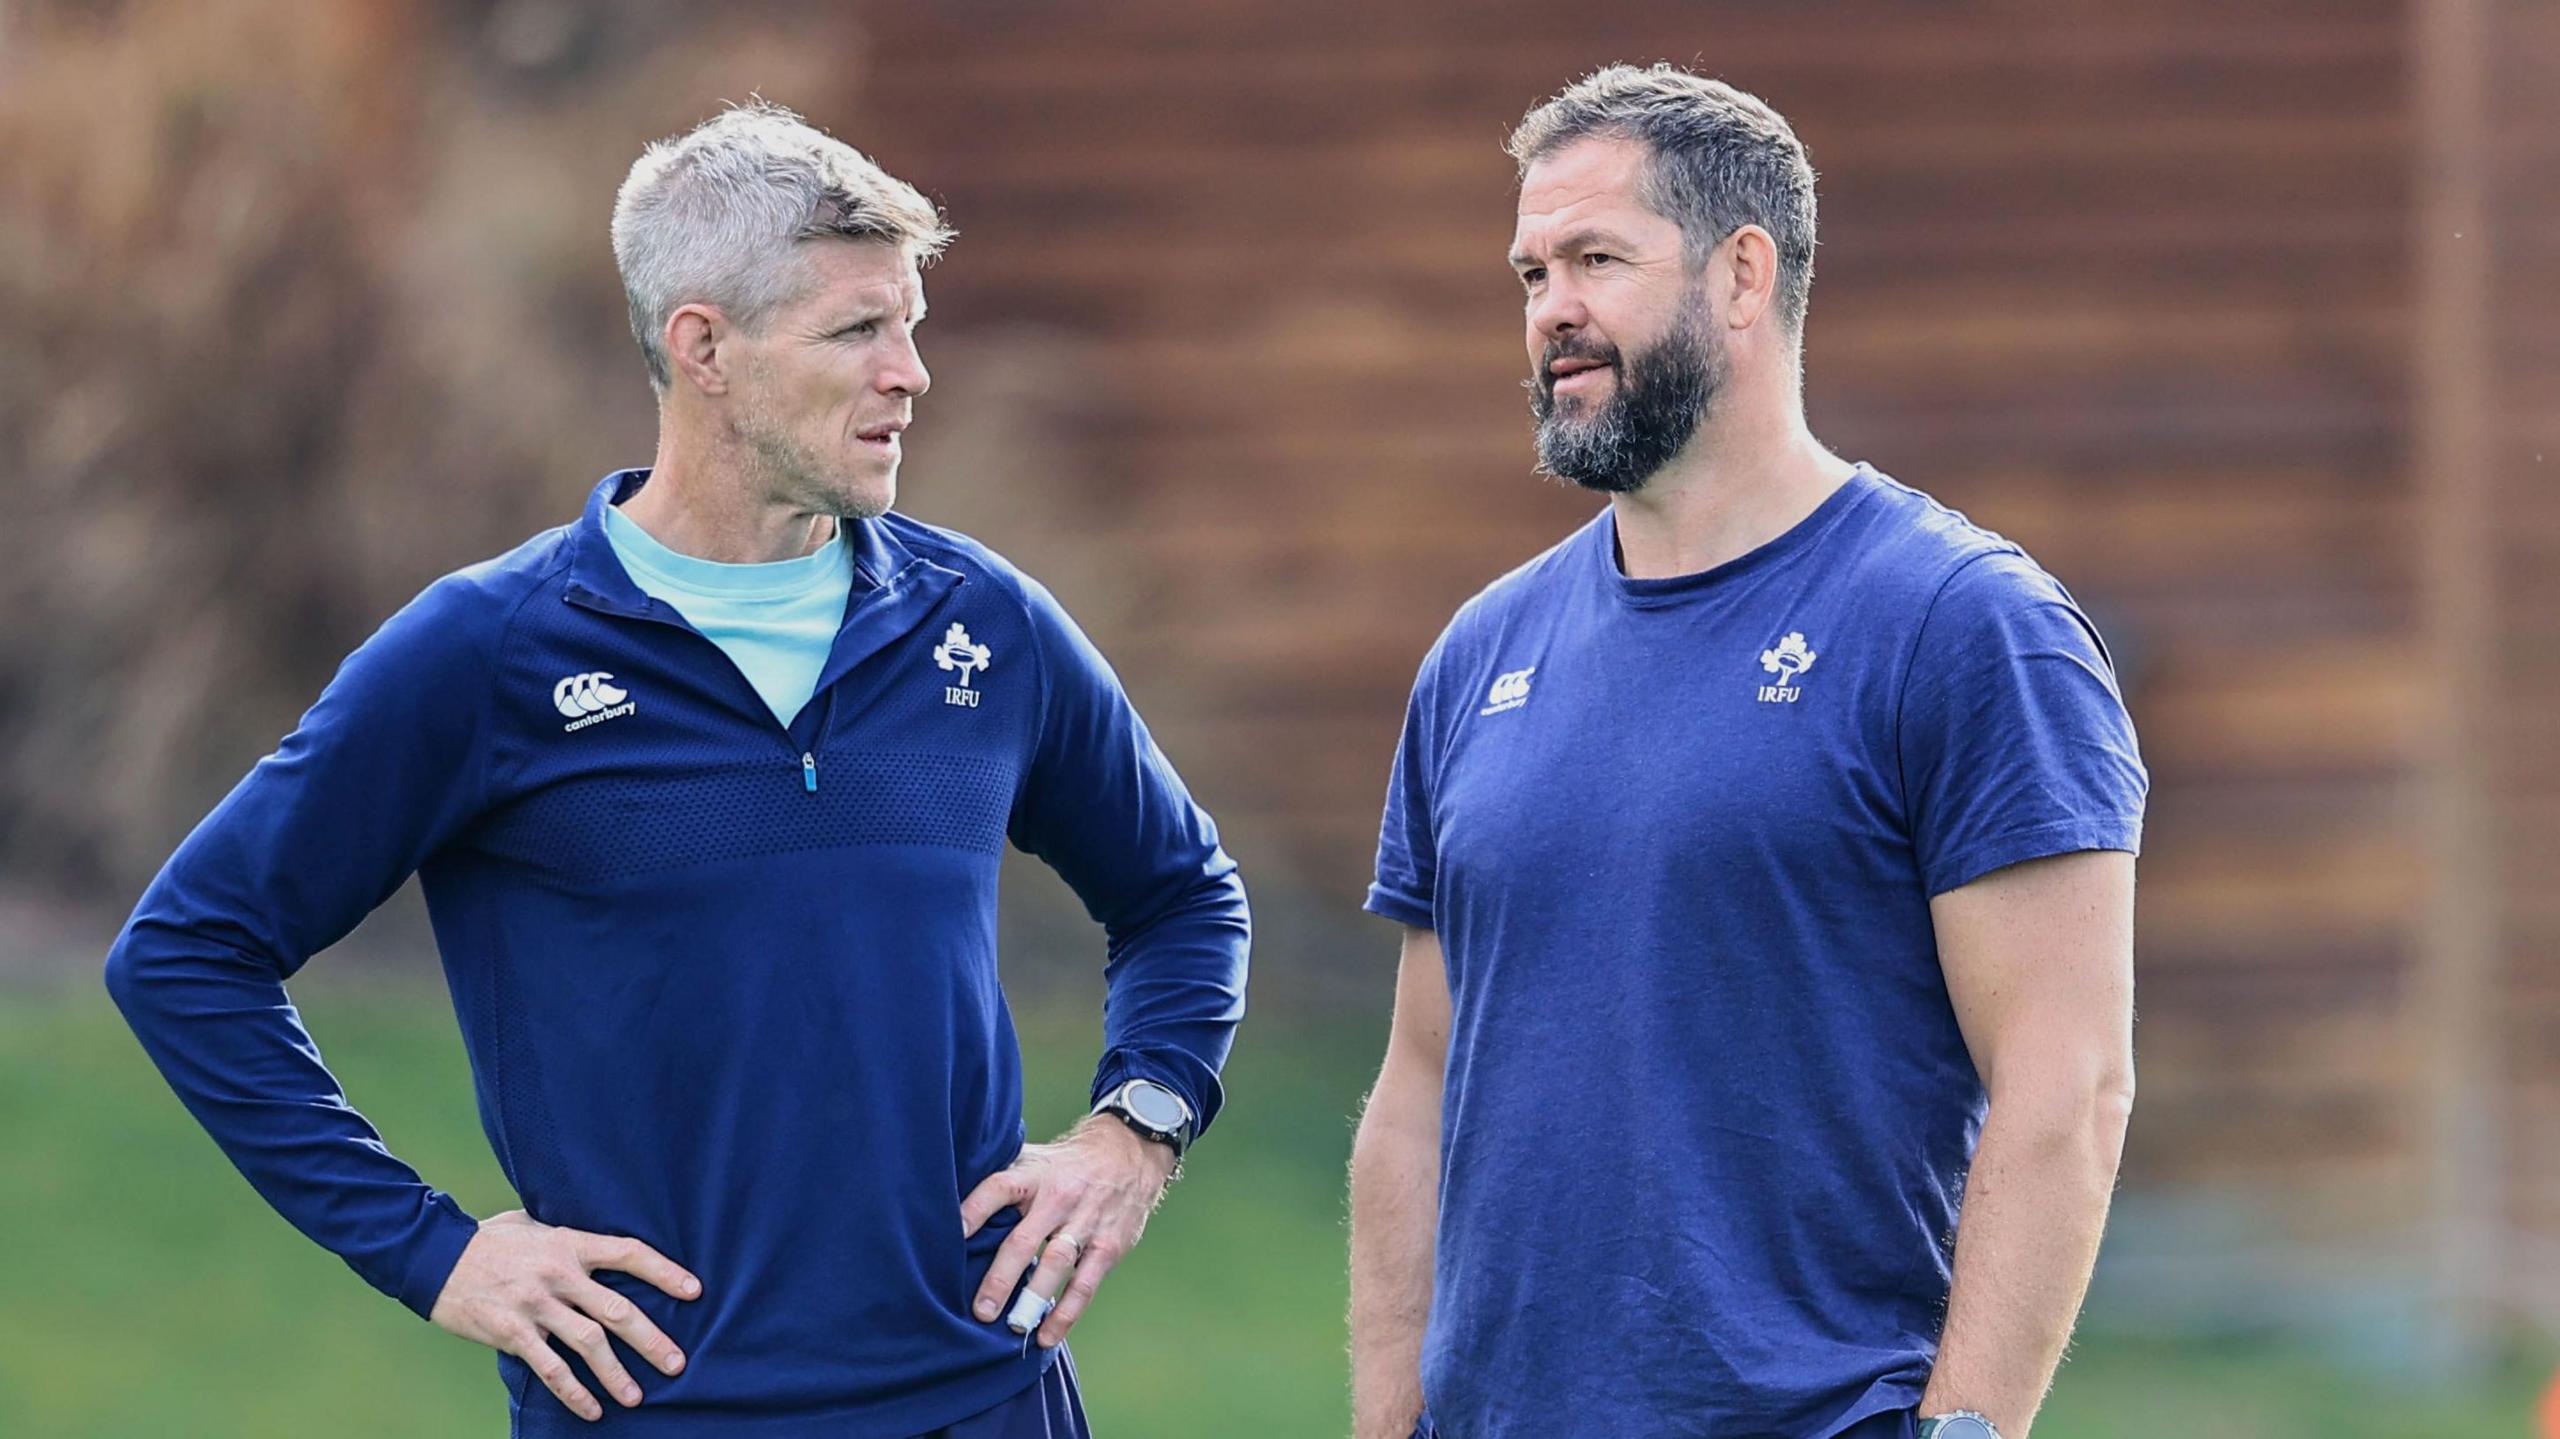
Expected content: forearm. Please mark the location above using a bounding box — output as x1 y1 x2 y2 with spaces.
1919 1083 2133 1436
1348 1059 1440 1439
1093 867 1250 1133
104 914 477 1316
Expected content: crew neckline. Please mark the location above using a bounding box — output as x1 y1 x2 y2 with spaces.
604 501 850 601
1596 464 1879 609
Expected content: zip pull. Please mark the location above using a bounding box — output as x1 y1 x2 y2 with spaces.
802 752 819 793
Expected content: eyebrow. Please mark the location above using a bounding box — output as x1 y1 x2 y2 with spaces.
1509 227 1639 271
828 299 926 330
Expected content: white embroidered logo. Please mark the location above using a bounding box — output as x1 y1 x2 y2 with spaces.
934 622 992 708
1480 666 1537 716
553 671 635 731
1756 633 1817 704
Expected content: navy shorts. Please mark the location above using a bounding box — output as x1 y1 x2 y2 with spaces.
920 1351 1089 1439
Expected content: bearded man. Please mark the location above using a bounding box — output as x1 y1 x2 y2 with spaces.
1348 66 2146 1439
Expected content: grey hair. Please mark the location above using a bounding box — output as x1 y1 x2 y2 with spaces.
611 100 954 390
1508 65 1818 339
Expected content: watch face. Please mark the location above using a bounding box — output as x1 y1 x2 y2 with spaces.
1121 1080 1187 1132
1928 1419 1997 1439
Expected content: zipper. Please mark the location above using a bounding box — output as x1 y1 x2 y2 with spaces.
796 688 838 795
566 586 832 794
564 576 890 798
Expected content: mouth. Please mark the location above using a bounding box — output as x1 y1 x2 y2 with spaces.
1550 361 1613 395
855 420 907 452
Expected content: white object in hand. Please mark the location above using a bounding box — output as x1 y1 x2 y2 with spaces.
1004 1288 1055 1335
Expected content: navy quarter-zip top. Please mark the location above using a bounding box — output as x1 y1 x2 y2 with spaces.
105 471 1251 1437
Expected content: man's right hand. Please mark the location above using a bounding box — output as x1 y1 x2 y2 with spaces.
428 1209 701 1422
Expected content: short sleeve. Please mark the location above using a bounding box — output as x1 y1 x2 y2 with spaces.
1898 551 2147 897
1365 636 1448 928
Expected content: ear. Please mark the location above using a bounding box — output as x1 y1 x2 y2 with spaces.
664 302 733 396
1719 225 1780 335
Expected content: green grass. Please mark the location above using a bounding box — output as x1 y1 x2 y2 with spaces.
3 972 2547 1436
2039 1334 2549 1439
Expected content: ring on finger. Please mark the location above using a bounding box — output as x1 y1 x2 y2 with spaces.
1051 1230 1085 1261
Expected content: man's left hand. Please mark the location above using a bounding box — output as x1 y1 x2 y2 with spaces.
960 1112 1180 1348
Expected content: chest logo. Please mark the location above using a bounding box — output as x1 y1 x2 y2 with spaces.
934 622 992 708
1756 633 1817 703
1479 665 1537 716
554 671 636 731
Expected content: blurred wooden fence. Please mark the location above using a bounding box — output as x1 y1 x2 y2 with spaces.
2 0 2549 1347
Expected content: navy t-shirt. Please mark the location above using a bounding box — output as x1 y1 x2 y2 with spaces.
1366 465 2146 1437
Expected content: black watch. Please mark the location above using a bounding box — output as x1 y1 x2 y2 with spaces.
1094 1078 1194 1158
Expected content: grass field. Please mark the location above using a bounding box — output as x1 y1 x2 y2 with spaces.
2 969 2547 1437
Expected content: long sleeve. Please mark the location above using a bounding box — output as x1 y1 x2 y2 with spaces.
103 576 505 1318
1004 576 1250 1140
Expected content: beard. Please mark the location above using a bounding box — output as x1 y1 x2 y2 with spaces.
1528 296 1725 495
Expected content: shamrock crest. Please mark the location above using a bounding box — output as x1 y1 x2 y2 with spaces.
934 622 993 688
1758 632 1817 683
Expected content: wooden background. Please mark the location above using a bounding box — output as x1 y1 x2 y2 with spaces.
2475 0 2558 1317
2 0 2548 1339
835 0 2556 1330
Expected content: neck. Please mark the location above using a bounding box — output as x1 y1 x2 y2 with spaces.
1605 375 1852 580
620 420 838 564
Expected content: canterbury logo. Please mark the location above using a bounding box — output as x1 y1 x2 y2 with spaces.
1479 666 1536 716
553 671 636 731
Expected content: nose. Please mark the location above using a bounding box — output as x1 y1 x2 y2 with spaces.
1526 274 1587 352
879 331 930 399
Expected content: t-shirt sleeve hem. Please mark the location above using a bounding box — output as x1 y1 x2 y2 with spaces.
1363 883 1433 930
1925 816 2143 898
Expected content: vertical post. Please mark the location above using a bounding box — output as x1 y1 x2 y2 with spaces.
2410 0 2500 1376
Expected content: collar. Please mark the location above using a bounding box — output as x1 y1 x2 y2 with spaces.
561 470 970 701
563 469 911 617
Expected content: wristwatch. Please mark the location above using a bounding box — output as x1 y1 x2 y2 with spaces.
1094 1077 1195 1158
1917 1414 2001 1439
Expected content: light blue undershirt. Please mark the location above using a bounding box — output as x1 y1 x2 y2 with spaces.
603 504 854 727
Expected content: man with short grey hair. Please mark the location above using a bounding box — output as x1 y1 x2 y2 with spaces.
109 101 1247 1436
1349 66 2144 1438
